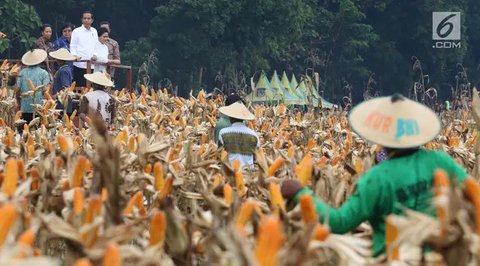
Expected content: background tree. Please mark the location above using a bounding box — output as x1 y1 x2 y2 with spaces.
0 0 42 56
2 0 480 102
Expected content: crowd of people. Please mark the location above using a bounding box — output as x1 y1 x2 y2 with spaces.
3 9 479 261
10 11 120 130
33 10 121 86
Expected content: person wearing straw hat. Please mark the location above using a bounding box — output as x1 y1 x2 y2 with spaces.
214 93 245 145
218 102 259 168
17 49 51 125
281 93 472 258
78 71 116 126
49 48 76 116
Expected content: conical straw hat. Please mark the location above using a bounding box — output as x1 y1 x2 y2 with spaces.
21 49 47 66
219 102 255 120
348 94 440 148
84 72 114 87
49 48 76 61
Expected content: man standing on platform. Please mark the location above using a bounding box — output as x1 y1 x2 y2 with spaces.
70 11 97 88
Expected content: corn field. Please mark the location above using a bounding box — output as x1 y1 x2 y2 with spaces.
1 60 480 266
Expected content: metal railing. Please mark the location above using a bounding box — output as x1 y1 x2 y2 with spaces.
0 59 132 91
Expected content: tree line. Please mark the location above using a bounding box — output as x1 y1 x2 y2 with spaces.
1 0 479 102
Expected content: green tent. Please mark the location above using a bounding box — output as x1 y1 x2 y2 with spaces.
269 70 286 101
282 72 304 105
246 72 280 103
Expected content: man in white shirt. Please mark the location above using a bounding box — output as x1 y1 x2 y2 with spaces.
70 11 97 88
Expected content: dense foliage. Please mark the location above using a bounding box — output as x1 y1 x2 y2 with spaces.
1 0 479 102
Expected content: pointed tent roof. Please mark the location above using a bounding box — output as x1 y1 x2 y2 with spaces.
282 72 304 105
270 70 285 101
291 75 309 105
246 72 281 103
281 72 292 91
290 74 298 91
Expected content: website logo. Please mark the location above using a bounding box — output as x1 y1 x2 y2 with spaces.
432 12 461 49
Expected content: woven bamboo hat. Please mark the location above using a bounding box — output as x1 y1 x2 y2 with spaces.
21 49 47 66
84 72 114 87
219 102 255 120
348 94 441 148
49 48 76 61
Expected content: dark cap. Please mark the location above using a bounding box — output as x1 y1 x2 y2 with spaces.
225 93 244 106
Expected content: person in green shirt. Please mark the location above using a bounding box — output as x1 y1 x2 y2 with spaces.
214 93 245 144
17 49 51 124
281 93 470 257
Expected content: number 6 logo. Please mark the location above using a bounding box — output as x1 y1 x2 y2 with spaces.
432 12 461 40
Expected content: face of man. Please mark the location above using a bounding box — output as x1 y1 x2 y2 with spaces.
62 27 72 39
82 12 93 28
100 24 111 33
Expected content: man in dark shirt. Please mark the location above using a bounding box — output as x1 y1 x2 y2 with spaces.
49 48 76 116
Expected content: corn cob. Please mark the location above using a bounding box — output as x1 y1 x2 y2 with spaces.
299 194 316 225
269 182 286 213
0 203 17 247
72 156 88 188
267 157 285 177
255 216 285 266
2 158 18 197
295 153 313 186
149 210 166 246
102 243 121 266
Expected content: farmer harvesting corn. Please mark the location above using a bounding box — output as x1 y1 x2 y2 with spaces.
218 101 259 168
281 93 472 257
49 48 76 116
79 71 116 126
214 93 244 144
17 49 51 125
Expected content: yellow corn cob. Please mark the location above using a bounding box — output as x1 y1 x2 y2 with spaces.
299 194 316 225
2 158 18 197
269 182 285 213
235 200 257 228
153 162 164 191
98 188 107 202
27 79 36 91
0 59 8 70
223 184 233 206
267 157 285 177
149 210 166 246
255 216 285 266
102 243 121 266
73 188 84 215
159 175 173 199
72 156 88 188
124 191 144 215
58 134 72 153
70 109 77 121
144 164 152 174
74 259 93 266
235 170 246 197
0 203 17 247
295 153 313 186
17 159 26 180
386 216 399 260
313 224 330 241
128 136 136 153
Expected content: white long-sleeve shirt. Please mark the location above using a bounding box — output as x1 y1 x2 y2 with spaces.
70 25 98 69
93 41 109 73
